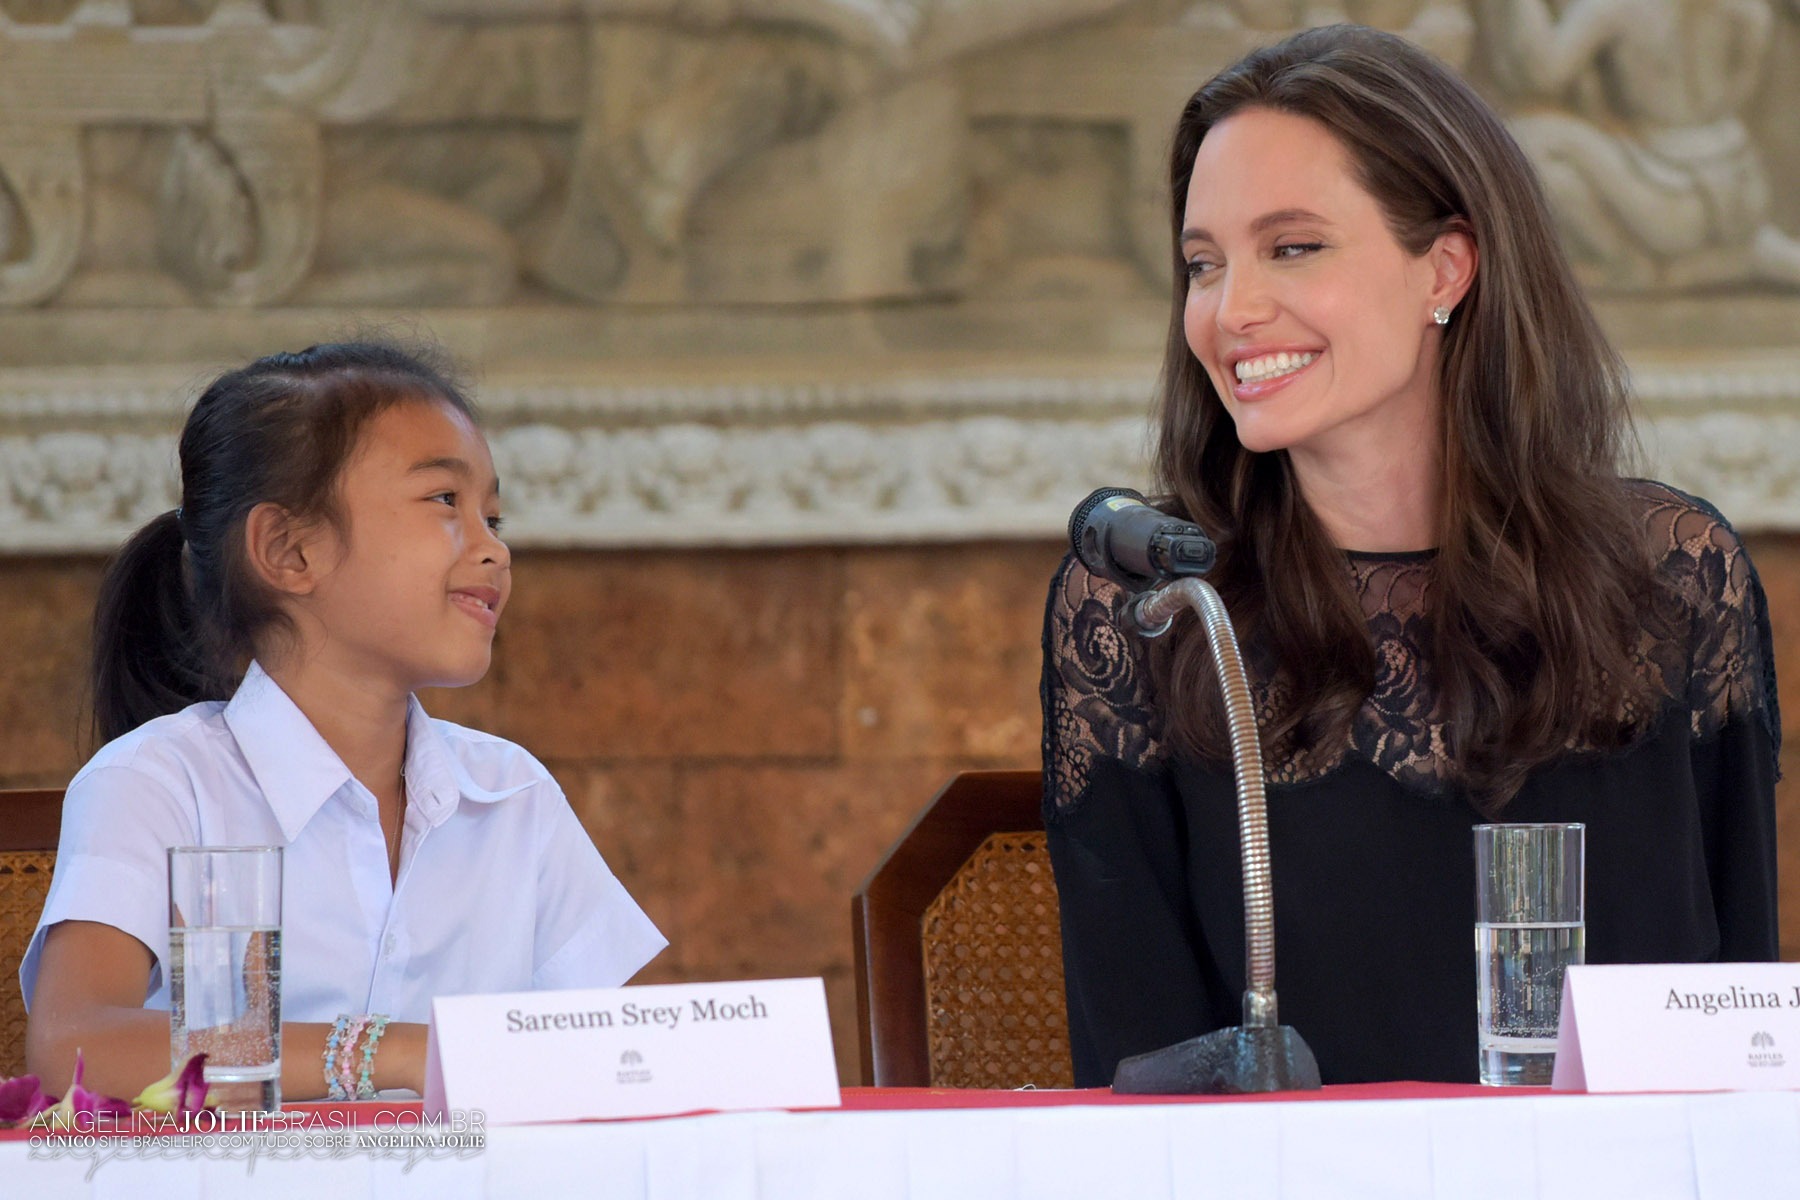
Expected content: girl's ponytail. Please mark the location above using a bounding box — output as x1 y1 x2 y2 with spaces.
89 509 213 745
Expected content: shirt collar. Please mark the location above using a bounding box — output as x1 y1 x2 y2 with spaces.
224 662 356 844
226 663 531 842
402 698 535 823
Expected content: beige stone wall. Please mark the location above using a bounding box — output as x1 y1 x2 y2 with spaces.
4 538 1797 1082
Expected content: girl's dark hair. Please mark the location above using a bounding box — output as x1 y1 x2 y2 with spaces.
1152 25 1655 808
90 341 476 744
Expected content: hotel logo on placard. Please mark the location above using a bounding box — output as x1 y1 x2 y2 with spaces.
1748 1032 1784 1069
617 1049 653 1084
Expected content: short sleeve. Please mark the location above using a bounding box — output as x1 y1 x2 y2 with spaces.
1040 553 1163 819
19 765 199 1011
530 788 667 990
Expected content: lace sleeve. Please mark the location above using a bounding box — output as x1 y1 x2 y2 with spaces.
1040 553 1164 819
1636 482 1781 771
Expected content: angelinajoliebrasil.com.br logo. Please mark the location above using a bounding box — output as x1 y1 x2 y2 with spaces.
26 1109 489 1178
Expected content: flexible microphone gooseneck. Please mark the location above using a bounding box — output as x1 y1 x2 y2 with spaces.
1066 487 1320 1096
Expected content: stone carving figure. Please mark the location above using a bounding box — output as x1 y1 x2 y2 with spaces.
1481 0 1800 291
536 0 1144 305
259 0 526 305
0 1 328 307
1180 0 1473 68
0 0 525 307
0 3 124 306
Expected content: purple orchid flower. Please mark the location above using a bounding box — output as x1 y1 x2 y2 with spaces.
0 1073 51 1124
131 1054 211 1117
34 1051 134 1130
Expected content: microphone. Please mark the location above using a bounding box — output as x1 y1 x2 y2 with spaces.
1068 487 1216 591
1067 487 1323 1095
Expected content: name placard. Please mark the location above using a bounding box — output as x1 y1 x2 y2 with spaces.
423 977 841 1125
1551 962 1800 1093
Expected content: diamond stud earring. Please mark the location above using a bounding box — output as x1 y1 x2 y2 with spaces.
1432 306 1452 325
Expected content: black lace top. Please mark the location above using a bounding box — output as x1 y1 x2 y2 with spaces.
1041 481 1781 1085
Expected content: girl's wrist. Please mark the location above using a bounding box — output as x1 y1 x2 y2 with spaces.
370 1022 427 1095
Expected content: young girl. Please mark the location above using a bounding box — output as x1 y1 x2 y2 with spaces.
20 342 665 1099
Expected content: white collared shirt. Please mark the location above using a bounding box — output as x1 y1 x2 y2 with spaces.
21 663 666 1021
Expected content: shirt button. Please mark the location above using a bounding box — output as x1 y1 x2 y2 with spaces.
383 934 398 957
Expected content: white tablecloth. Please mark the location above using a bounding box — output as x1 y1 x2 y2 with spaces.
8 1089 1800 1199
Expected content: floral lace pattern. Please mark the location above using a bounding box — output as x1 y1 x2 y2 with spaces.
1041 481 1778 815
1040 559 1165 814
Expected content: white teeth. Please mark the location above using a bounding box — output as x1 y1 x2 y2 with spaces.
1234 351 1317 383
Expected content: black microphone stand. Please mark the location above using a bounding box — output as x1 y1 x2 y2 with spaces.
1108 576 1321 1095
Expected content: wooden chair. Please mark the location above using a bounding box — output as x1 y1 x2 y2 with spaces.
852 770 1072 1089
0 789 63 1079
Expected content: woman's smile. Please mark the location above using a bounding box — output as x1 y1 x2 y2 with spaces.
1228 349 1323 400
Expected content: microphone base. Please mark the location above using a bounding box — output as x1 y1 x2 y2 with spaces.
1111 1025 1323 1095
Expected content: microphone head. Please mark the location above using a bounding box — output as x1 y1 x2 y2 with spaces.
1069 485 1145 550
1068 486 1216 591
1069 486 1149 581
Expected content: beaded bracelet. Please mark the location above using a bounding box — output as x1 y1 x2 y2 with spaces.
338 1015 371 1102
323 1015 354 1100
356 1014 392 1100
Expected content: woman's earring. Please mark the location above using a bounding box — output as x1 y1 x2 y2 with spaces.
1432 306 1452 326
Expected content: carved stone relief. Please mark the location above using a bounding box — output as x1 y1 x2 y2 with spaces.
0 367 1163 548
5 0 1799 306
1 0 1162 307
2 358 1796 551
1480 0 1800 293
1 0 1797 547
1182 1 1471 65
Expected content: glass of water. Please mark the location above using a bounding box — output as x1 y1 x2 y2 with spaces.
168 846 284 1112
1474 823 1584 1086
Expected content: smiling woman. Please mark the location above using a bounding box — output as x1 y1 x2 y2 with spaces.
1178 107 1474 534
18 342 665 1103
1041 24 1781 1086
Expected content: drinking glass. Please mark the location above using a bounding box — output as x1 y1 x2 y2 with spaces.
168 846 284 1112
1474 823 1584 1086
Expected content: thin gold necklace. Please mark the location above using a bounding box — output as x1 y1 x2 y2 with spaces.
387 770 407 873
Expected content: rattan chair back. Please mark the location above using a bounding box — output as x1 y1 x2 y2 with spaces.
852 770 1072 1088
921 830 1071 1088
0 789 63 1079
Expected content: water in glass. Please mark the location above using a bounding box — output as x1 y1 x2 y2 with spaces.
1476 920 1583 1086
171 925 283 1111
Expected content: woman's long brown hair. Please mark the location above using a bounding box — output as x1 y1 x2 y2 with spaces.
1151 25 1655 809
